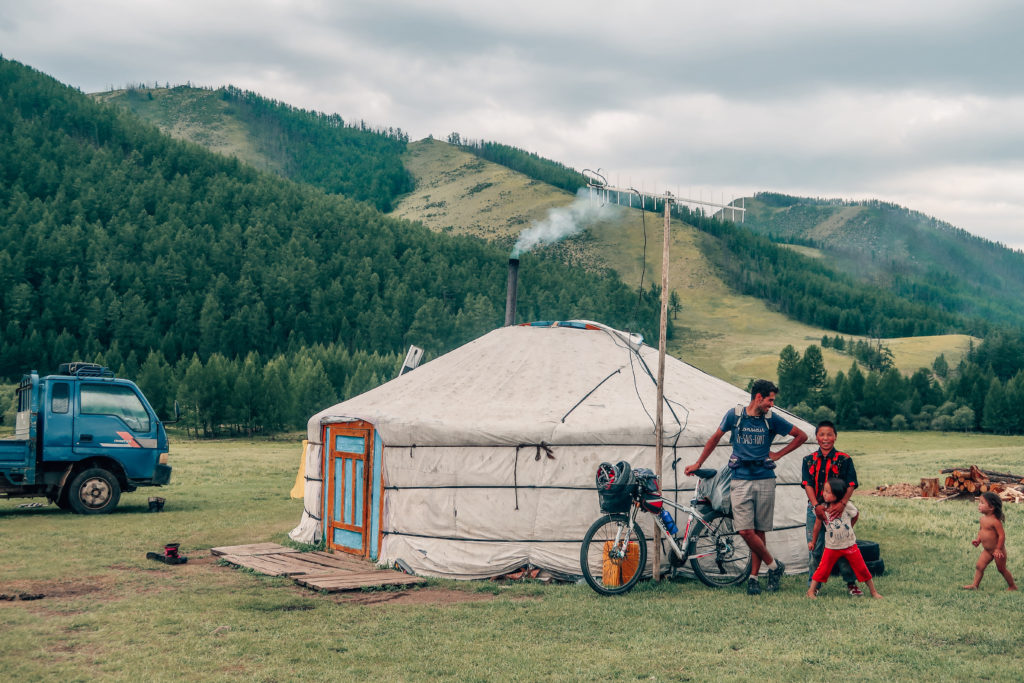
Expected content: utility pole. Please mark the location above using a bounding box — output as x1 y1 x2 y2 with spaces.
583 171 744 580
584 171 679 581
652 192 673 581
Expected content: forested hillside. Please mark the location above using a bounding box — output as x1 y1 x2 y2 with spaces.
0 58 661 434
592 193 984 339
97 84 413 211
447 134 589 194
693 206 980 338
740 193 1024 330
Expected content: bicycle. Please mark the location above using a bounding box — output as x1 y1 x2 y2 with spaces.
580 463 752 596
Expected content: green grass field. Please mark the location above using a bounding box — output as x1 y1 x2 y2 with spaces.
2 433 1021 681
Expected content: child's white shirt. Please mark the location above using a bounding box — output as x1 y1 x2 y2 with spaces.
823 502 858 550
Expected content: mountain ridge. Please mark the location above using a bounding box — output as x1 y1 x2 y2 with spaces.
86 82 1001 385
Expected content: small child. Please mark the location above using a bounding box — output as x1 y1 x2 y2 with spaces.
962 491 1017 591
807 477 881 599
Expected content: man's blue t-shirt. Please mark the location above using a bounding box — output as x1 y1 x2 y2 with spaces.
718 408 795 480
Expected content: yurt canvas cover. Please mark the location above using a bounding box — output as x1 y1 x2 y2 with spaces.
291 322 817 579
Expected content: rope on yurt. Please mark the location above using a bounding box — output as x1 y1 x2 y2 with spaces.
560 369 621 423
383 522 807 543
513 445 522 509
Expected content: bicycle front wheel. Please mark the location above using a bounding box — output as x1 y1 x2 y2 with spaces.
580 514 648 596
690 515 751 587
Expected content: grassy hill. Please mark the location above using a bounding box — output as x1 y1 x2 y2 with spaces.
92 86 272 170
392 140 976 387
89 81 981 389
737 193 1024 329
392 139 575 243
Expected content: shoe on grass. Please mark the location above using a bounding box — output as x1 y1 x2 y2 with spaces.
847 583 864 597
747 577 762 595
766 560 785 591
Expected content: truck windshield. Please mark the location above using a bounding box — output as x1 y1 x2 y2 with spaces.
81 384 151 432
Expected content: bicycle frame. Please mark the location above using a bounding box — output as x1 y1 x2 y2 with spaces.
627 491 725 567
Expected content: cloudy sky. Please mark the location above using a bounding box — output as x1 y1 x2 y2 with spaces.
4 0 1023 247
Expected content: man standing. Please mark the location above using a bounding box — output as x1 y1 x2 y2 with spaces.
685 379 808 595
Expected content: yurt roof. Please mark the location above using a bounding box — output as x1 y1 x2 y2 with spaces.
308 322 768 447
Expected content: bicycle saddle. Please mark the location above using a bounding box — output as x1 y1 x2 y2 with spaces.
692 468 718 479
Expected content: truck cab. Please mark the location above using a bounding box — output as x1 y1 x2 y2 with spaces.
0 363 172 514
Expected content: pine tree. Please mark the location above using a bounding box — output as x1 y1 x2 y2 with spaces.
800 345 828 405
777 345 804 407
981 378 1010 433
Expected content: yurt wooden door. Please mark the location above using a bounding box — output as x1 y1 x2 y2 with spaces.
325 423 373 556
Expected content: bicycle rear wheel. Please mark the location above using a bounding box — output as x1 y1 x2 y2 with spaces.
580 514 647 596
690 515 751 587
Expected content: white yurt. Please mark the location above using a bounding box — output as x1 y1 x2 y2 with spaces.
290 321 816 579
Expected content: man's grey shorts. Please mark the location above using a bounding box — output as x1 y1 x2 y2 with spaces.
730 478 776 531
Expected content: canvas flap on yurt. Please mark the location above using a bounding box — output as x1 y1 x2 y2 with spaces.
291 322 816 579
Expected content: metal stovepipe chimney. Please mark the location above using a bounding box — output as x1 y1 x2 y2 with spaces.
504 257 519 326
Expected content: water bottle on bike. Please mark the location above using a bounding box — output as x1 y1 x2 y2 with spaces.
658 509 678 535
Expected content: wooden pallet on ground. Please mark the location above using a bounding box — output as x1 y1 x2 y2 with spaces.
210 543 426 592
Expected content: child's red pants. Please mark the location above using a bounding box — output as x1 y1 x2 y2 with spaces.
812 544 872 583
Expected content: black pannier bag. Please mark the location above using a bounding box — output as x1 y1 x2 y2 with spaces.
596 460 634 513
633 467 663 512
695 467 732 515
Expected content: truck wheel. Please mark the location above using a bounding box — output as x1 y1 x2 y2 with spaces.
67 468 121 514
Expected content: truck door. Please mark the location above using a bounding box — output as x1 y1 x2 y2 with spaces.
73 382 160 480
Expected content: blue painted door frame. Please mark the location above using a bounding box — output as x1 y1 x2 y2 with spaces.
325 423 373 556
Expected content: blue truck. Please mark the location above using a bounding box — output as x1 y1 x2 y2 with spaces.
0 362 174 514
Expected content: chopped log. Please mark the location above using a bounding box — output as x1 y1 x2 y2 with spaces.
966 481 977 493
969 465 987 483
1000 488 1024 503
945 476 955 488
920 478 941 497
941 467 1024 480
980 484 989 493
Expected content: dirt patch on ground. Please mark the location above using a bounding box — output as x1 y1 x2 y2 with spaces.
0 574 117 606
1 553 220 609
328 586 539 607
867 483 926 498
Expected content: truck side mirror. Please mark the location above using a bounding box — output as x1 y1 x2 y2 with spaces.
164 400 182 424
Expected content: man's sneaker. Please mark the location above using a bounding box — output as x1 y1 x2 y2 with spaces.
766 560 785 591
847 583 864 597
747 577 762 595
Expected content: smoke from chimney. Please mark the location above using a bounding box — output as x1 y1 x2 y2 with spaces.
511 189 622 258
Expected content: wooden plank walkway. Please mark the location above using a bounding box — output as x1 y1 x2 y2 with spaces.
210 543 426 592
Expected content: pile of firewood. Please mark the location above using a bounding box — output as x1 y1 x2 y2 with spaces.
937 465 1024 501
